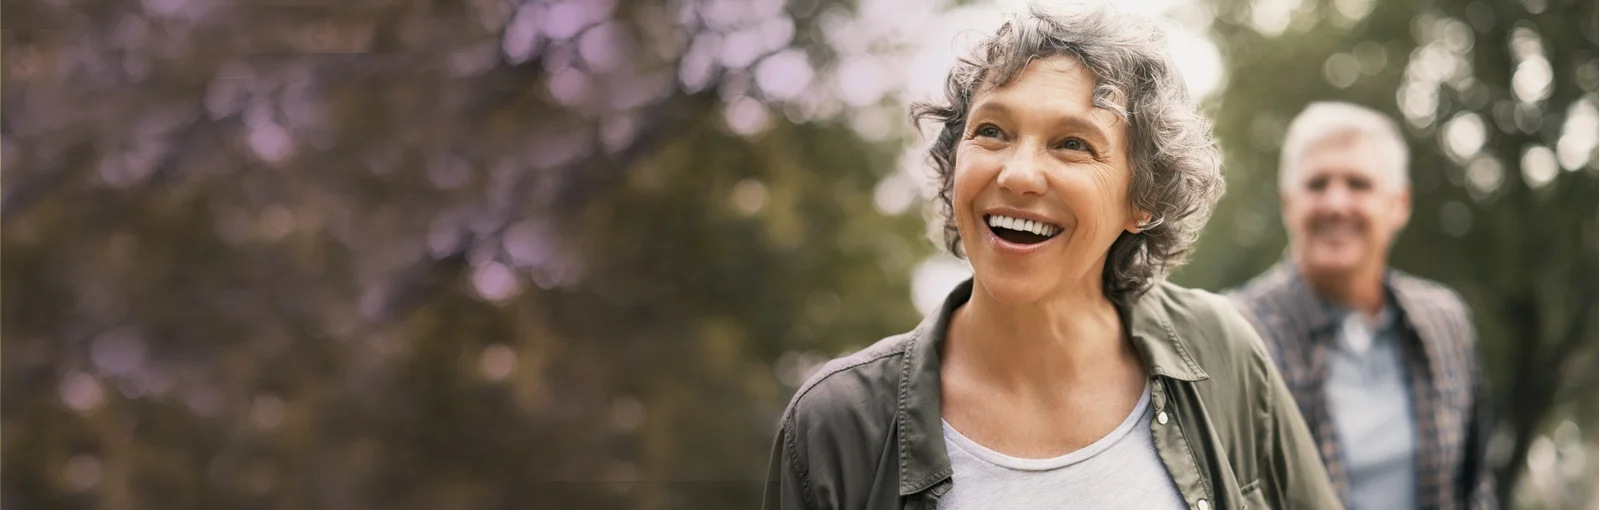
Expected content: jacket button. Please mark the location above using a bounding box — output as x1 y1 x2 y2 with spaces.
1157 411 1169 425
1196 499 1209 510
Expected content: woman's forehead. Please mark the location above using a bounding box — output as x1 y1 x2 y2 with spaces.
976 54 1090 93
970 56 1124 131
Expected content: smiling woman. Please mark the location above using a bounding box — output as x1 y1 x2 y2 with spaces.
764 3 1344 510
947 55 1147 306
915 11 1225 307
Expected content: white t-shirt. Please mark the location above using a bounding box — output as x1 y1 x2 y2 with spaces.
937 385 1187 509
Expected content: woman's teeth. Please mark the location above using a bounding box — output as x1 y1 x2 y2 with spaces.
986 214 1061 238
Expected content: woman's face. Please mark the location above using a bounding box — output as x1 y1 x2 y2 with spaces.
952 55 1140 305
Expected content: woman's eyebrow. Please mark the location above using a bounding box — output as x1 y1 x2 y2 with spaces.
1054 116 1114 146
969 100 1012 119
970 95 1117 146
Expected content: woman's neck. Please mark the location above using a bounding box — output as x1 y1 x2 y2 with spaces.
944 278 1140 399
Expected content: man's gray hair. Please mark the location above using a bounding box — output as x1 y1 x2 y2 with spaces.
1279 101 1410 194
909 2 1224 307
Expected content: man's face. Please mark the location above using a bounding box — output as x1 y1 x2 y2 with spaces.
1282 133 1411 279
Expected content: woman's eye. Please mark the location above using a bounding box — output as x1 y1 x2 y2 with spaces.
975 125 1003 139
1060 138 1089 152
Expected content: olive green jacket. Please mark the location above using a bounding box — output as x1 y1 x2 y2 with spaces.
764 279 1342 509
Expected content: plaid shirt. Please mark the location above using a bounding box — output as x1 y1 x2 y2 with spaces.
1227 261 1497 510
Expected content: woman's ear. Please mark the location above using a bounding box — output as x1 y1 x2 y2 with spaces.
1127 208 1153 233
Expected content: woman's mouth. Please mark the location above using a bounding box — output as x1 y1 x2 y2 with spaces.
985 214 1062 245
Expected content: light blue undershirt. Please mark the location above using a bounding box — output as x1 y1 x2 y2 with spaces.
1326 306 1417 510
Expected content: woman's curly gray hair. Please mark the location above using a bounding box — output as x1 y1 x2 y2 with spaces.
910 2 1224 306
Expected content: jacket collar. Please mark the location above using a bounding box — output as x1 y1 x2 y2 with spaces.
895 278 1208 496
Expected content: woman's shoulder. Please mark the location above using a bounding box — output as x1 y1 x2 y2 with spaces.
1141 281 1275 385
1144 280 1266 351
1143 281 1283 433
779 330 914 430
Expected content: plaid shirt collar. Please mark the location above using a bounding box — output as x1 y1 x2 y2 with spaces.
1275 262 1413 333
1270 260 1459 385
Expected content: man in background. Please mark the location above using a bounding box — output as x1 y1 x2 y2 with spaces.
1228 101 1498 509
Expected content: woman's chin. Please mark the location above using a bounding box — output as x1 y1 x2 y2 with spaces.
973 273 1056 305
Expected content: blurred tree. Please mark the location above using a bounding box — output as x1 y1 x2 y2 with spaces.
1175 0 1598 506
1 0 930 508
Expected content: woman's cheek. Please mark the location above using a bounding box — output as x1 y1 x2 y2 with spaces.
951 151 986 193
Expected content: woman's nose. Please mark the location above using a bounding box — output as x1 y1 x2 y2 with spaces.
996 146 1048 196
